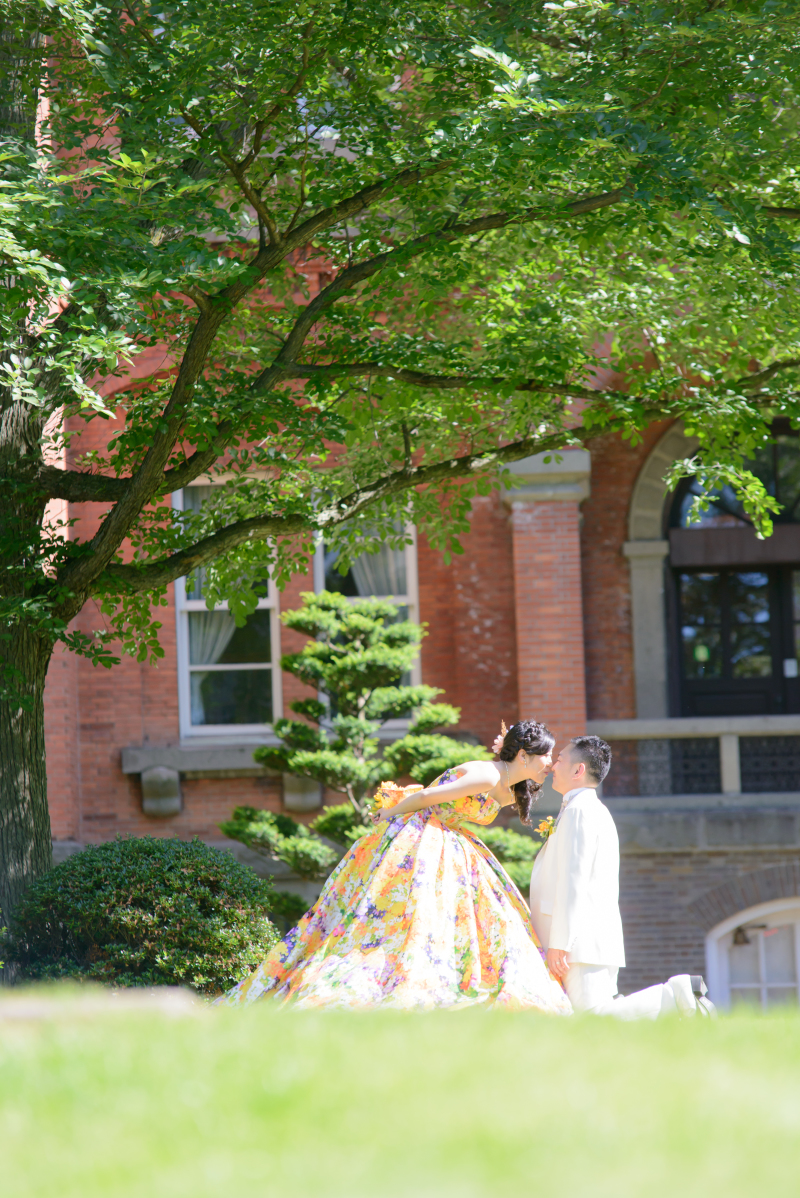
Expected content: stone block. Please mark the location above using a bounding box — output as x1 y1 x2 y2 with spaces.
283 774 323 812
140 766 182 817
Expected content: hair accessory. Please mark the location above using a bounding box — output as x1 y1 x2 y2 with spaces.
500 719 508 738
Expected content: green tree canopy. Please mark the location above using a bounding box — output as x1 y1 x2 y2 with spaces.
3 0 800 921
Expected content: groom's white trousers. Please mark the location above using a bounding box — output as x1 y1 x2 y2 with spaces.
565 964 672 1020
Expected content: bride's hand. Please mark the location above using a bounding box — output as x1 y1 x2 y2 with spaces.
371 806 397 825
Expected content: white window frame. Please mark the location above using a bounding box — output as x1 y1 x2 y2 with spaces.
313 523 422 695
705 897 800 1010
173 485 283 740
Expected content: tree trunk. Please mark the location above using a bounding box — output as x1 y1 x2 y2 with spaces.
0 626 53 950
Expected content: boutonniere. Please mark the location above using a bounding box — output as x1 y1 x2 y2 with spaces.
535 816 556 841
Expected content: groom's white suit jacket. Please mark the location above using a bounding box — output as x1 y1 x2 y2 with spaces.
529 787 625 968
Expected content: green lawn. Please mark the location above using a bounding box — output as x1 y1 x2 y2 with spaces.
2 988 799 1198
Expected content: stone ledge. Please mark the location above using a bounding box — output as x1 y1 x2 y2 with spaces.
120 743 279 776
607 792 800 810
588 716 800 738
503 448 591 504
612 801 800 853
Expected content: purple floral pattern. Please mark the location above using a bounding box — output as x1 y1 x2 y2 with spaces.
217 769 572 1013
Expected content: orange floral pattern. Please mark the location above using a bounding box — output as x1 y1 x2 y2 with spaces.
217 769 572 1013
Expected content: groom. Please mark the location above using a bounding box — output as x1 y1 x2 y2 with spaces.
529 735 713 1018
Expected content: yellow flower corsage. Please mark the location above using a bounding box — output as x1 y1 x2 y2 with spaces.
370 781 425 811
535 816 556 841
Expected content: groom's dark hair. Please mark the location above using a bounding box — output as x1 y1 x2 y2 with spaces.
569 736 612 784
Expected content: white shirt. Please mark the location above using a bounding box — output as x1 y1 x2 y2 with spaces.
529 786 625 968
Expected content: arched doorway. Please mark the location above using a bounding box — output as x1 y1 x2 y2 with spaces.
625 419 800 721
705 897 800 1009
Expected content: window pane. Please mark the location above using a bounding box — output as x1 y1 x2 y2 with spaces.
682 627 723 678
728 572 770 622
183 487 214 600
324 534 407 598
190 669 273 725
763 925 796 985
729 937 760 985
775 436 800 520
730 627 773 677
766 988 797 1009
189 611 271 665
680 573 723 678
730 988 761 1009
728 572 772 678
323 546 360 596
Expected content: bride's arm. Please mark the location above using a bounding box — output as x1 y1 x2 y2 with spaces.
372 762 503 823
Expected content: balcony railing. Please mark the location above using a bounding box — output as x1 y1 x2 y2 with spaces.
586 716 800 797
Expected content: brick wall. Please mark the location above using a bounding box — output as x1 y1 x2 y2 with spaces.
510 498 586 746
44 482 523 842
618 849 800 992
417 492 518 746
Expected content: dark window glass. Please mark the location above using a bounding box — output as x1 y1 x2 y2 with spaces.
792 572 800 659
324 533 407 597
680 573 723 677
188 611 271 665
190 670 273 726
679 571 773 680
728 572 772 678
187 610 272 726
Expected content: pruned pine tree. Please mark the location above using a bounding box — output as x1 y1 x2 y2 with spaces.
254 590 490 814
3 1 800 924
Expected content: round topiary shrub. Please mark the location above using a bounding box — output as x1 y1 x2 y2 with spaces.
4 836 277 995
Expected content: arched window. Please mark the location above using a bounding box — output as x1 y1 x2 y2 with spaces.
668 421 800 716
705 898 800 1009
670 419 800 530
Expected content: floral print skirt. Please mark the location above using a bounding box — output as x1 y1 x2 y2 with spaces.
217 809 572 1013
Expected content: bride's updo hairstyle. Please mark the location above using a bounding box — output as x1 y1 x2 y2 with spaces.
497 720 555 826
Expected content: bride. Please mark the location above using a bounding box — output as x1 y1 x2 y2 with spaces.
217 720 572 1013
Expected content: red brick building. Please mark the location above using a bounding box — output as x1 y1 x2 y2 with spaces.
46 411 800 1010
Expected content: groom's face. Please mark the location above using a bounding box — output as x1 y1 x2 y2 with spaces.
550 744 581 795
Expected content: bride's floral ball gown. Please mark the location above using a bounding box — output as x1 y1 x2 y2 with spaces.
217 768 572 1013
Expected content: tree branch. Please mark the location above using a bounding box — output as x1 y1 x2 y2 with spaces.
100 424 609 593
279 360 614 400
253 185 632 392
736 358 800 390
36 467 126 503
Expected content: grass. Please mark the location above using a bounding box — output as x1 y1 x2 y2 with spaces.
2 987 800 1198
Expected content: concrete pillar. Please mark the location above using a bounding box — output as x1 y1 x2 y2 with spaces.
719 733 741 795
623 540 671 719
505 451 591 746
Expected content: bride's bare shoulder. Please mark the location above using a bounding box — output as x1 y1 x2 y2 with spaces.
457 760 501 785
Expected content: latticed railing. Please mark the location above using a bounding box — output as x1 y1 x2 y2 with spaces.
590 720 800 798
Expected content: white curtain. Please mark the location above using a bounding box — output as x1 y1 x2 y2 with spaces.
188 611 237 665
351 542 407 597
189 611 238 725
